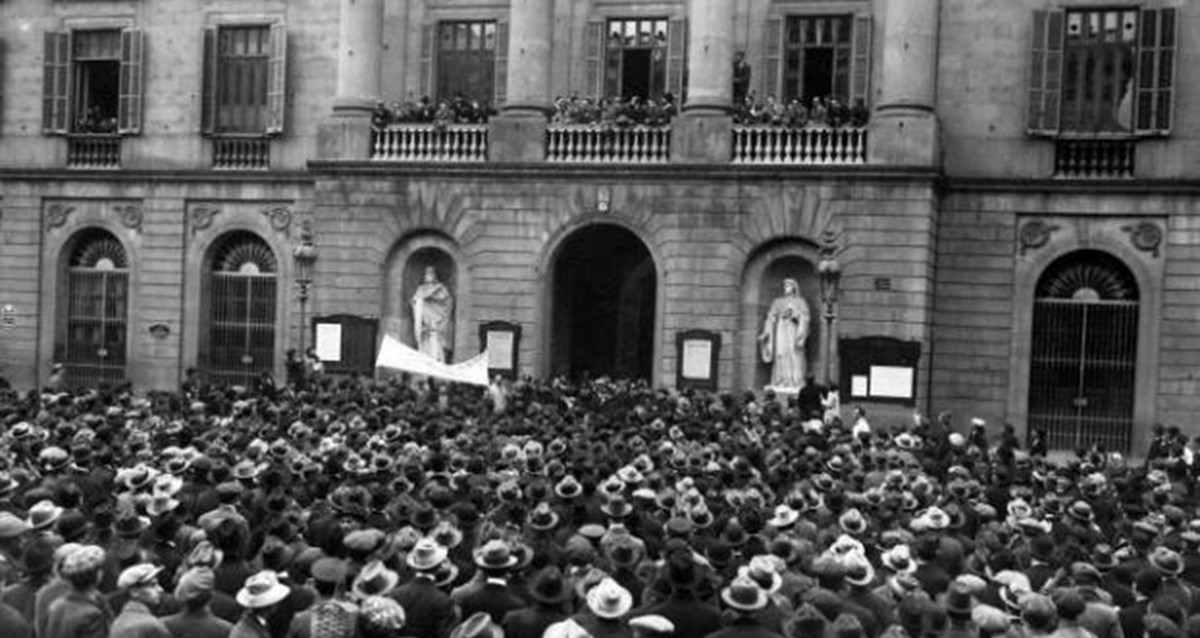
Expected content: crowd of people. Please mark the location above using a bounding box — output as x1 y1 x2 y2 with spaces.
731 94 871 130
0 371 1197 638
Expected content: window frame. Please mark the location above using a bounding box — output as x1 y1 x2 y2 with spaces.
42 26 145 137
419 12 509 109
201 21 288 138
762 11 873 110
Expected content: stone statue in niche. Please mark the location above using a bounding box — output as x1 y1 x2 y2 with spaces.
758 278 810 390
411 265 454 362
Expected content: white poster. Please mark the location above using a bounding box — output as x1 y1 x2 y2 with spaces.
486 330 514 370
851 374 869 397
315 323 342 361
681 339 712 380
869 365 914 399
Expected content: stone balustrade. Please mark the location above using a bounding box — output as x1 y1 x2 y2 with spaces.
732 126 868 166
67 135 122 169
1054 139 1135 179
372 124 489 162
213 137 271 170
546 125 671 164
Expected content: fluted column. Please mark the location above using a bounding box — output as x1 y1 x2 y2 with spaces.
333 0 384 113
320 0 384 160
869 0 941 166
684 0 734 113
505 0 554 114
492 0 554 161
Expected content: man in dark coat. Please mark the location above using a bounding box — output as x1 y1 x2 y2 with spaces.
390 538 457 638
44 546 112 638
502 566 570 638
631 551 723 638
451 540 527 624
162 568 234 638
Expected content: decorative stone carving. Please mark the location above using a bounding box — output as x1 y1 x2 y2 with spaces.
262 206 293 234
114 204 143 232
190 205 220 235
45 204 75 230
1018 219 1060 256
1122 222 1163 258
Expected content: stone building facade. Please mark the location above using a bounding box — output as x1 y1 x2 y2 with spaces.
0 0 1194 454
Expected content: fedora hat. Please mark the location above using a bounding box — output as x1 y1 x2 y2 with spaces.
945 582 973 617
604 537 644 569
431 560 460 589
450 612 503 638
473 539 518 570
839 508 868 535
407 537 448 571
881 544 916 574
741 555 783 594
352 561 400 599
147 495 180 517
231 460 265 481
721 574 768 612
601 495 633 519
1150 546 1184 576
1068 500 1094 523
843 553 876 587
769 504 800 528
528 565 573 604
115 514 150 539
236 570 291 608
586 578 633 619
554 475 583 499
27 500 64 531
527 502 560 532
430 521 464 549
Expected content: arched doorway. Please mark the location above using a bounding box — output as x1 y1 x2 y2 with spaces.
1028 250 1139 453
201 231 278 388
550 224 656 381
60 228 129 388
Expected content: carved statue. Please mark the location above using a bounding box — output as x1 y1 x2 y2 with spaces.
411 266 453 362
758 278 810 390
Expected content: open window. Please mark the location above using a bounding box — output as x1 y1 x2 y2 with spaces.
419 20 508 108
43 28 144 136
762 14 872 109
584 18 686 100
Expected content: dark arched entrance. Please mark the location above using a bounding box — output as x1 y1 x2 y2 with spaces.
1028 250 1139 453
551 225 656 381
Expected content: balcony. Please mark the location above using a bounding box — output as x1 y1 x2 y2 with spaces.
1054 139 1135 179
372 124 489 162
213 137 271 170
733 126 867 165
546 125 671 164
67 135 121 169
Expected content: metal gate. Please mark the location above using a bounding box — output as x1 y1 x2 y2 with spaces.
205 234 277 388
63 232 128 388
1028 252 1138 453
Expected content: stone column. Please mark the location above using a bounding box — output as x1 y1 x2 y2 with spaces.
868 0 941 166
492 0 554 162
673 0 735 163
318 0 384 160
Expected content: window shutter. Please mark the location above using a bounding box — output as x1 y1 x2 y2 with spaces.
763 18 783 98
42 31 70 135
494 21 509 108
1027 10 1064 136
117 29 145 135
419 24 434 99
266 23 288 136
1135 7 1176 135
584 21 605 96
666 19 687 101
850 15 873 109
201 28 218 135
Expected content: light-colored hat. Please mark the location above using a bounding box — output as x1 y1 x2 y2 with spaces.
721 574 769 612
407 537 448 571
449 611 503 638
175 567 215 602
352 561 400 599
629 615 675 635
118 563 163 590
236 570 291 609
586 577 633 619
769 504 799 528
27 500 64 531
60 545 106 577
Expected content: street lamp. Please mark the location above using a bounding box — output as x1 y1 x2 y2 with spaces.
293 221 318 355
817 235 842 385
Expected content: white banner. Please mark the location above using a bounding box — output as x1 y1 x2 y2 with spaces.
374 334 490 386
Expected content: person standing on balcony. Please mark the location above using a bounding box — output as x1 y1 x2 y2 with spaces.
412 266 454 363
733 51 752 106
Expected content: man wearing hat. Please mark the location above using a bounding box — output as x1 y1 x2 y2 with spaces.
452 539 526 624
502 566 571 638
708 574 782 638
571 577 634 638
232 571 291 638
162 567 234 638
286 558 357 638
391 538 456 638
44 545 111 638
110 563 169 638
630 549 723 638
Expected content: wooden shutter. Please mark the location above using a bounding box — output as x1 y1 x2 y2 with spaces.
762 18 783 98
1135 7 1177 135
850 15 873 108
494 21 509 108
666 19 687 101
584 21 605 96
266 23 288 135
419 24 434 99
201 28 219 135
117 29 145 135
42 31 71 135
1027 10 1064 136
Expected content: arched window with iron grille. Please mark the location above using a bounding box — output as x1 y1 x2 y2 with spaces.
201 231 277 388
1028 249 1139 453
60 228 129 389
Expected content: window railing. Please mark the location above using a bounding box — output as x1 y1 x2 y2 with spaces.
213 137 271 170
372 124 489 162
732 126 868 165
1054 138 1135 178
67 134 121 169
546 125 671 164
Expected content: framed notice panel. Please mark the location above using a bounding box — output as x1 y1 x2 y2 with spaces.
312 315 379 376
676 329 721 391
479 321 521 379
839 336 920 406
